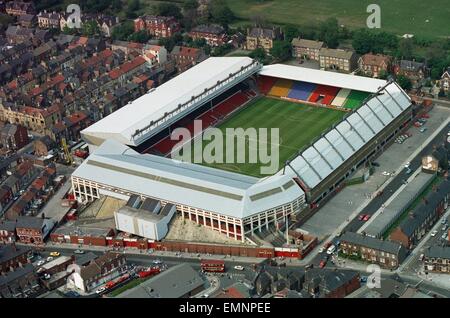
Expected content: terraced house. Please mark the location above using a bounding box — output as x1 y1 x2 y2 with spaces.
390 178 450 249
423 246 450 273
339 232 407 269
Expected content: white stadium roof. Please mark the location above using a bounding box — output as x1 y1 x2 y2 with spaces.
82 57 258 147
73 139 305 219
283 81 411 189
259 64 387 93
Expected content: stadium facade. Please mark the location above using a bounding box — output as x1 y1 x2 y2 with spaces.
73 57 413 242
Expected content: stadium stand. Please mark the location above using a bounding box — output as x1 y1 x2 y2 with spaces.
308 85 340 105
343 90 371 109
257 76 277 95
331 88 351 107
268 78 293 98
150 91 251 155
287 81 317 101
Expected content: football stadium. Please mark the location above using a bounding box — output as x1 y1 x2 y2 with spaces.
73 57 413 243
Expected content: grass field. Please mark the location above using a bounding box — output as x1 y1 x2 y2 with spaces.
226 0 450 39
182 97 344 177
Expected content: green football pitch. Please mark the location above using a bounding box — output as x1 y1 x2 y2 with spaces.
181 97 345 177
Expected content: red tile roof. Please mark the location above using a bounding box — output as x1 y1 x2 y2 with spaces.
108 56 146 80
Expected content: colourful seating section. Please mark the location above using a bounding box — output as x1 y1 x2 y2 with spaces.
308 85 340 105
268 78 293 98
331 88 351 107
150 92 251 155
257 76 278 95
287 81 316 101
343 90 371 109
256 76 370 109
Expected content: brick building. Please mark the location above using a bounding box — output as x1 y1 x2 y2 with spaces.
0 123 29 152
0 244 31 274
358 53 392 78
0 220 17 243
245 26 282 52
134 15 180 38
5 1 35 16
170 46 206 73
423 246 450 273
390 178 450 248
15 216 56 245
339 232 407 269
189 24 227 47
291 38 324 61
319 48 357 73
66 251 126 292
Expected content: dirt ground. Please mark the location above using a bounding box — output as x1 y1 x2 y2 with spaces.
165 215 251 246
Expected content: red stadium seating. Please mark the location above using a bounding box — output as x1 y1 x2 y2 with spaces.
150 92 250 156
257 76 277 95
308 85 340 105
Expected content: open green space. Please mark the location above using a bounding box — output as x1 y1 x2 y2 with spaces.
182 97 344 177
226 0 450 39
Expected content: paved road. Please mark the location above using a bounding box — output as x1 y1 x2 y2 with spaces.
309 119 450 267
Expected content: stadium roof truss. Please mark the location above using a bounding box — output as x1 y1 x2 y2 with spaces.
82 57 262 147
283 81 411 189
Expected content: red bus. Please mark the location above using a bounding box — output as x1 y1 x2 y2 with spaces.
200 259 225 272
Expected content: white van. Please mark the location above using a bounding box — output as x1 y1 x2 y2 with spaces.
326 245 336 255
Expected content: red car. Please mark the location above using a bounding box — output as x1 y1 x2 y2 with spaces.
358 214 366 221
319 259 327 268
363 214 371 221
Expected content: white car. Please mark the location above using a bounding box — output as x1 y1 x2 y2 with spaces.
46 256 53 262
404 162 410 169
382 171 390 176
234 265 244 271
441 232 448 240
36 260 45 266
326 245 336 255
95 287 106 294
318 247 325 253
430 230 438 237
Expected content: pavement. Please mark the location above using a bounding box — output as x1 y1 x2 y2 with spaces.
299 105 450 266
37 164 75 223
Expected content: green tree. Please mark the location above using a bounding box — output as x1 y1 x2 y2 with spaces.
111 20 135 41
352 29 398 55
397 38 414 59
128 30 151 43
154 3 183 19
183 0 199 11
249 47 267 63
209 0 235 27
396 75 412 91
270 40 292 61
283 25 299 43
82 20 100 36
318 17 340 48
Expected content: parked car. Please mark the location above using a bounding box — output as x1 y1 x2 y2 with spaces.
382 171 390 176
64 291 80 298
49 252 60 257
358 214 366 221
36 260 45 266
419 127 427 133
326 245 336 255
442 224 448 232
233 265 244 271
319 259 327 268
441 232 448 241
95 287 106 294
363 214 371 221
430 230 438 237
372 162 380 167
74 250 84 254
46 256 53 262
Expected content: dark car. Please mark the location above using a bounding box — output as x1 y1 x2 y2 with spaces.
65 291 80 298
372 162 380 167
